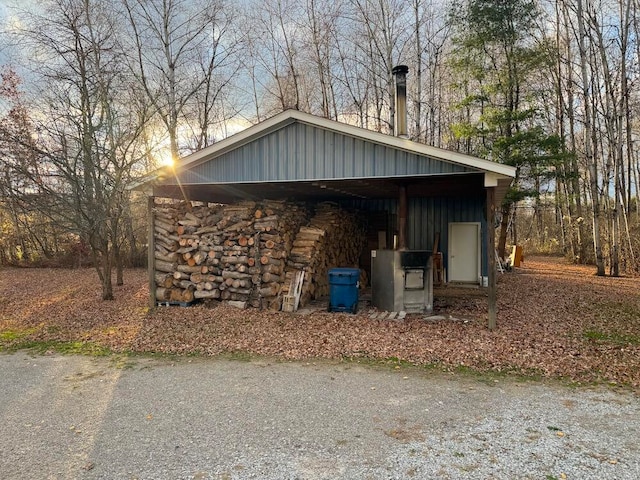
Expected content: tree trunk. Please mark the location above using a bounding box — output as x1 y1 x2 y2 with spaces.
576 0 604 275
497 203 510 259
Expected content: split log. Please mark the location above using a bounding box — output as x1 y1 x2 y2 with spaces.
260 249 284 259
177 264 207 273
254 219 279 231
292 239 319 248
155 251 179 263
193 273 222 283
195 226 220 235
155 219 176 233
194 289 221 299
155 259 177 273
155 273 174 288
221 270 251 280
181 289 195 303
173 271 191 280
260 256 283 266
178 219 200 227
228 300 247 309
176 280 195 290
261 263 283 274
221 255 249 265
258 283 280 297
228 288 251 295
259 233 283 243
156 287 170 301
227 220 252 231
262 272 285 283
192 250 208 265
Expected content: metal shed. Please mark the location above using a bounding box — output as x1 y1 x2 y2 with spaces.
146 109 516 326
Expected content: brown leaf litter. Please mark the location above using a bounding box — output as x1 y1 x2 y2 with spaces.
1 256 639 387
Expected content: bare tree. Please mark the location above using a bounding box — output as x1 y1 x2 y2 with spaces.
345 0 411 133
242 0 307 117
8 0 149 298
123 0 238 159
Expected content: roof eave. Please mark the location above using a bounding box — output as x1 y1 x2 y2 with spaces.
176 109 517 179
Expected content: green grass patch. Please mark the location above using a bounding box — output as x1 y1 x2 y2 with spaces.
583 330 640 346
0 327 38 342
2 339 112 356
452 363 545 383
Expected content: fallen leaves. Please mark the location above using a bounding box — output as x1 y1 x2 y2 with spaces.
1 257 639 388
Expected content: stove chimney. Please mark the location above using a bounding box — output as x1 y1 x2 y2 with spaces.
392 65 409 138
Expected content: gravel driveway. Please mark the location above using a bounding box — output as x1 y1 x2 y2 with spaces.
1 352 638 479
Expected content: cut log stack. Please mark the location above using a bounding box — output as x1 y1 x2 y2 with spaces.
152 199 309 309
154 201 223 304
284 202 365 306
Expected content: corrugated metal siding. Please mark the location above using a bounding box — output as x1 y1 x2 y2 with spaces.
177 123 475 184
343 195 488 277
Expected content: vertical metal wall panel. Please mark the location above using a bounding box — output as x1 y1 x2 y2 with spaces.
302 122 312 178
177 122 476 185
342 194 488 277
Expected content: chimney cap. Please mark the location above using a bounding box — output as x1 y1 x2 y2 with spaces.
392 65 409 75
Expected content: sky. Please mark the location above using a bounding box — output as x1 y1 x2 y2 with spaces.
0 0 21 65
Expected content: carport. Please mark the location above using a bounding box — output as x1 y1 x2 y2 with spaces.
145 109 515 327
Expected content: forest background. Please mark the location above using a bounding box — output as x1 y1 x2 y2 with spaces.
1 0 639 300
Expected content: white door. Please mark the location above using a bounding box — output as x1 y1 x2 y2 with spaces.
448 222 481 283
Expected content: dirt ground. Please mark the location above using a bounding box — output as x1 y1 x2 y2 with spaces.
1 256 639 387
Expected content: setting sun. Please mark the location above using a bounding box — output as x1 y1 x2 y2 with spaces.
158 150 175 168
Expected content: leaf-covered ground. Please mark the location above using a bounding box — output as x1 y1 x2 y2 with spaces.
1 256 639 387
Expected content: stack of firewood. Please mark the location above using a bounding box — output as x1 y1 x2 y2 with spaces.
253 200 308 309
284 203 365 306
154 201 222 304
152 199 308 309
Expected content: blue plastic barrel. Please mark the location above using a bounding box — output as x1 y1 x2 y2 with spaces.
328 268 360 313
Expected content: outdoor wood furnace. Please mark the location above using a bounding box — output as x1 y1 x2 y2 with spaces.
371 250 433 313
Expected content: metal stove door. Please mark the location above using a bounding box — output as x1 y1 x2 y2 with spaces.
404 269 424 290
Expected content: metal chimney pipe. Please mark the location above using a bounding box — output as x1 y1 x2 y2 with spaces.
392 65 409 138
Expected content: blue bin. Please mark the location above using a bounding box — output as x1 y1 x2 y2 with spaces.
328 268 360 313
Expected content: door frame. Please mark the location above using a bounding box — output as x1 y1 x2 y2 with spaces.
447 222 481 284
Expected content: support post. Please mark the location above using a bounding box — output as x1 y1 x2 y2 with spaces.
398 185 407 250
147 195 156 309
486 187 497 330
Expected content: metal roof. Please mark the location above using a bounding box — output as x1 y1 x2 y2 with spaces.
147 109 515 203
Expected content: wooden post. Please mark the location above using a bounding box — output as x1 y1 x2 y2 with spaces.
398 185 407 250
486 187 497 330
148 195 156 309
